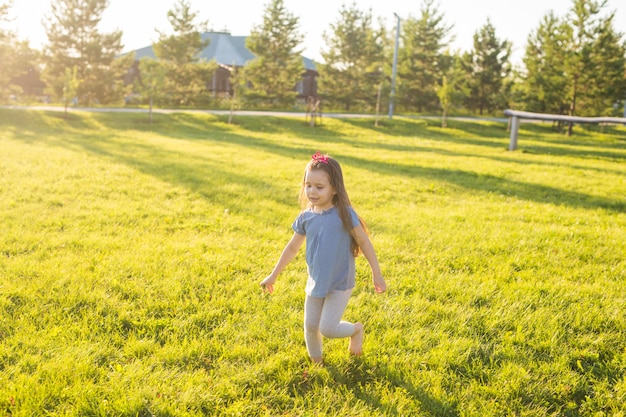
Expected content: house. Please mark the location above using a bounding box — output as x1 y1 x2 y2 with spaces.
126 31 318 99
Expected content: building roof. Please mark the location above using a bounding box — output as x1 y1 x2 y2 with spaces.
130 32 316 72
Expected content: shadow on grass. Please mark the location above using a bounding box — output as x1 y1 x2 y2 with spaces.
4 109 624 213
315 358 458 416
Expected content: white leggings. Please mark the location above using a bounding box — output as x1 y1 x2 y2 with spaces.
303 288 354 359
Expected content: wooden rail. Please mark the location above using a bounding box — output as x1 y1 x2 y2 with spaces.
504 109 625 151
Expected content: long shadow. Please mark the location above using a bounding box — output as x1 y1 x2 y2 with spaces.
231 115 626 175
351 117 626 162
521 121 626 141
519 143 626 162
335 117 511 150
0 110 298 222
317 358 459 416
360 117 626 163
64 135 298 220
5 109 624 214
334 153 626 213
514 123 626 160
14 108 623 165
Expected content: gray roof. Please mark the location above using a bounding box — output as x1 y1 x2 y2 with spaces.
130 32 316 71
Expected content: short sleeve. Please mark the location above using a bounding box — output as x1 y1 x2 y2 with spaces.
349 207 360 228
292 212 306 235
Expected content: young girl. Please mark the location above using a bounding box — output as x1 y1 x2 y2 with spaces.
260 151 386 364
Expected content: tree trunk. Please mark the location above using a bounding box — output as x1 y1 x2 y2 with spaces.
375 82 382 127
149 96 153 124
567 78 578 137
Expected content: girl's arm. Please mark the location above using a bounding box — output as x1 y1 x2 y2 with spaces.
352 225 387 293
260 232 305 293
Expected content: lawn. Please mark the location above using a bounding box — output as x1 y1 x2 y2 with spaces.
0 108 624 416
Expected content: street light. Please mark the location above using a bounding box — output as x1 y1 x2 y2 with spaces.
388 13 400 119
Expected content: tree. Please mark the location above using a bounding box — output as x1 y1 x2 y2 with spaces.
436 54 467 127
586 14 626 115
318 3 386 111
154 0 208 66
43 0 133 105
522 12 571 115
244 0 304 108
521 0 625 126
62 66 79 114
153 0 215 106
224 65 246 124
0 1 40 102
462 20 512 114
564 0 625 118
136 58 166 123
397 0 453 113
0 1 18 100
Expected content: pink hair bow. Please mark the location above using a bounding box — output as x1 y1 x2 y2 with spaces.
312 151 329 164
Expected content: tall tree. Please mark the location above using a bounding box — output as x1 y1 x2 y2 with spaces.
318 3 385 111
0 1 17 100
397 0 453 113
521 0 625 121
154 0 208 66
0 1 40 102
153 0 214 106
462 20 511 114
564 0 625 118
522 13 571 114
43 0 133 105
244 0 304 108
586 14 626 115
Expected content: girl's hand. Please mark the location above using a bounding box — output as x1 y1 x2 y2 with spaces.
260 276 276 294
373 275 386 293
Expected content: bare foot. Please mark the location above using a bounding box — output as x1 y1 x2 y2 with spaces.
311 356 324 366
349 322 364 355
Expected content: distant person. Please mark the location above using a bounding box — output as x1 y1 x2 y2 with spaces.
260 151 386 365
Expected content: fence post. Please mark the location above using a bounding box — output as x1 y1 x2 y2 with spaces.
509 116 519 151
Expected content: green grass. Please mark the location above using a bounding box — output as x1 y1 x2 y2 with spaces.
0 109 625 416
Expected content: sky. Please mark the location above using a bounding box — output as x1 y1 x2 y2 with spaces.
6 0 626 66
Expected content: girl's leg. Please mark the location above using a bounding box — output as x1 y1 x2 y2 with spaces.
319 289 363 355
318 289 354 339
303 295 324 362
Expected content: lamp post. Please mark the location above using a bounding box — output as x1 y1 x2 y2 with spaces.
388 13 400 119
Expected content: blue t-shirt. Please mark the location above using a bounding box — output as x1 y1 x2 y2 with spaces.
292 206 361 297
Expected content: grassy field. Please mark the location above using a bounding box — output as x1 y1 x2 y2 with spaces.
0 108 624 416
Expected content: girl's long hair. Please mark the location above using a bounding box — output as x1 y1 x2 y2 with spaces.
299 154 367 257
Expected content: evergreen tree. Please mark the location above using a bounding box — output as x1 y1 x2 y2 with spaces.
154 0 208 66
521 0 625 120
522 13 571 114
586 14 626 115
397 0 453 113
0 1 40 102
564 0 625 117
462 20 511 114
244 0 304 108
43 0 133 105
318 3 385 111
153 0 214 106
564 0 597 119
514 0 626 136
0 2 17 100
